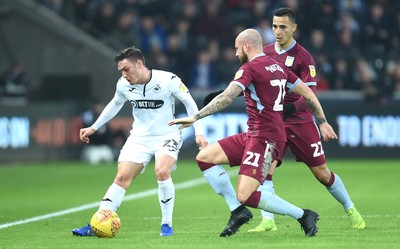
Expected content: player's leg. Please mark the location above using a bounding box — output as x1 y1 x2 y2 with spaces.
154 154 177 236
238 173 318 237
289 122 365 229
72 161 143 236
247 166 278 232
197 133 252 237
248 142 290 232
196 142 242 212
72 135 150 236
154 135 182 236
309 164 365 229
239 139 318 237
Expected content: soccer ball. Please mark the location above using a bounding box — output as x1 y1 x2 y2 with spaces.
90 209 121 238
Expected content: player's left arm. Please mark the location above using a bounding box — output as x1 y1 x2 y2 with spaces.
285 54 318 118
292 82 338 141
171 77 208 148
284 85 316 119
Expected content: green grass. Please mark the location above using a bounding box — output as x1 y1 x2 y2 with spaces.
0 159 399 249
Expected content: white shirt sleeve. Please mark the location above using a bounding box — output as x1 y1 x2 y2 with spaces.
171 76 204 136
91 84 126 131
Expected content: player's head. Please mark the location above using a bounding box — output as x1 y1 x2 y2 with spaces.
235 29 263 64
114 46 147 85
272 7 297 49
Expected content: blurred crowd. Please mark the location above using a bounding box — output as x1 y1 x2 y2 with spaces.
33 0 400 102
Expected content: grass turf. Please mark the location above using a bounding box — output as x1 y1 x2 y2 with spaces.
0 159 399 249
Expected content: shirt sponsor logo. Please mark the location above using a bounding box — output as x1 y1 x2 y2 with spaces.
130 100 164 109
285 56 295 67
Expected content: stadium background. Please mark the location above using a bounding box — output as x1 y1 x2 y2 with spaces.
0 0 399 163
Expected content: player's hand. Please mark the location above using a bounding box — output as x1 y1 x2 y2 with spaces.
319 123 338 142
168 116 197 129
195 134 208 150
79 127 96 144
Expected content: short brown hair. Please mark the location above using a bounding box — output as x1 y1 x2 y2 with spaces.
273 7 296 24
113 46 145 65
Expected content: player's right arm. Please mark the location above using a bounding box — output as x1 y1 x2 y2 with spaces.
80 81 127 143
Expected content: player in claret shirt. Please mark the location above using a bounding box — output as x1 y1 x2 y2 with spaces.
169 28 338 237
247 7 365 232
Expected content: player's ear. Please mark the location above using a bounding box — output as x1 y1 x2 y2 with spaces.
292 23 297 33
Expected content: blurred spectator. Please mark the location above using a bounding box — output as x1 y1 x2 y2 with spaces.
35 0 400 101
216 46 241 85
314 52 332 91
333 29 361 89
331 58 354 90
254 18 275 46
109 9 140 50
362 2 390 60
0 64 30 106
166 33 191 82
188 49 218 90
64 0 94 32
335 0 365 19
90 1 117 38
194 1 228 46
138 15 168 55
388 60 400 92
306 29 328 56
80 101 126 165
308 0 336 47
353 57 379 101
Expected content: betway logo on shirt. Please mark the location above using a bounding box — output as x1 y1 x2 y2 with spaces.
130 100 164 109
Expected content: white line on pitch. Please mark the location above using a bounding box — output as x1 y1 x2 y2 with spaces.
0 170 238 230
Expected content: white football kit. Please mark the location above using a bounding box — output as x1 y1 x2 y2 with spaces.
91 69 203 170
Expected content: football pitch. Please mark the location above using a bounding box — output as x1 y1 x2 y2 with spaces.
0 159 399 249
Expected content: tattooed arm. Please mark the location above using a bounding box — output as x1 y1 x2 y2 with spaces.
168 83 242 128
195 83 242 120
292 81 338 141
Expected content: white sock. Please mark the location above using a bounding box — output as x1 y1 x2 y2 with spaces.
158 178 175 226
327 174 353 210
203 165 241 212
99 183 126 211
258 180 275 220
258 191 304 219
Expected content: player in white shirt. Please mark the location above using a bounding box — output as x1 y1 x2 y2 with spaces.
72 46 208 237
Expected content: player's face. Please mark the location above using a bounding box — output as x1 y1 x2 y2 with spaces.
272 16 297 49
117 59 141 85
235 39 249 64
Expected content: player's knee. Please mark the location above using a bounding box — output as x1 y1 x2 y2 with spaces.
113 175 130 189
314 170 332 186
196 149 209 162
236 191 249 205
155 167 171 181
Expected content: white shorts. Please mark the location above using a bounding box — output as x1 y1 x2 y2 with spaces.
118 133 183 173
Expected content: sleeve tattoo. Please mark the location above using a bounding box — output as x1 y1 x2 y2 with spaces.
305 98 326 125
195 84 242 120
